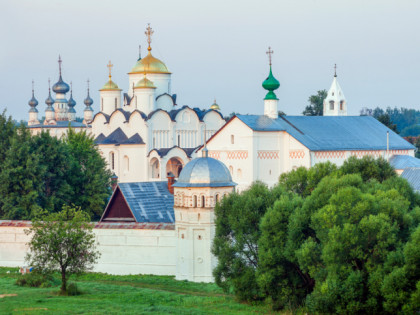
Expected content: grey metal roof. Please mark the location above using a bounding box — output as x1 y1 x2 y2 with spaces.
390 155 420 170
148 146 197 158
401 168 420 192
95 128 145 145
173 157 236 188
236 115 415 151
118 181 174 223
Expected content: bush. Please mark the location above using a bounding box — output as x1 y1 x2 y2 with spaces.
66 282 81 296
15 272 55 288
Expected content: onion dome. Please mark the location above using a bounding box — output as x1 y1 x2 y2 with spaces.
68 83 76 108
134 76 156 89
52 55 70 94
130 24 170 74
172 157 236 188
262 66 280 100
83 80 93 111
100 61 122 91
210 99 220 110
130 52 170 74
28 91 38 108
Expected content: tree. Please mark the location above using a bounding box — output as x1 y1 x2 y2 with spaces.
0 110 16 164
63 128 112 219
377 113 398 133
212 182 286 301
302 90 327 116
25 205 100 294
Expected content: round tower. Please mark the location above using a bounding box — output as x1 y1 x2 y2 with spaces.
67 82 76 121
83 80 94 124
28 80 40 126
44 79 55 124
262 47 280 119
52 56 70 121
99 61 122 115
173 150 236 283
128 24 171 97
133 74 156 114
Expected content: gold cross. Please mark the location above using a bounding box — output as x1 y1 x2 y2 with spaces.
266 47 273 66
107 60 113 79
145 23 154 51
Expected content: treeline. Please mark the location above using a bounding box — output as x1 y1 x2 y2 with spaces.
0 112 112 220
212 157 420 313
361 107 420 136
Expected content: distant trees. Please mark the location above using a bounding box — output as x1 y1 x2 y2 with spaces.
302 90 327 116
361 107 420 136
0 111 112 220
213 157 420 313
25 205 100 294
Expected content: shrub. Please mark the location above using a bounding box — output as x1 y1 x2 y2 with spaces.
15 272 54 288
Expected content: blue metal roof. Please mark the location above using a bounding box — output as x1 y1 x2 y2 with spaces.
400 168 420 192
389 155 420 169
27 121 89 128
118 181 174 223
236 115 415 151
148 146 197 158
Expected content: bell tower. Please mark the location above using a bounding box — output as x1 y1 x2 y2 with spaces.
323 64 347 116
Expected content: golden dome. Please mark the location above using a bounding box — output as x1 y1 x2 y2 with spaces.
100 79 121 91
134 76 156 89
210 99 220 110
130 52 171 74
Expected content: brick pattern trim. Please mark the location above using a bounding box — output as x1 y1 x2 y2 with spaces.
314 151 346 159
258 151 280 159
289 150 305 159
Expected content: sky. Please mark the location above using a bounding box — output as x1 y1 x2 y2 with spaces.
1 0 420 121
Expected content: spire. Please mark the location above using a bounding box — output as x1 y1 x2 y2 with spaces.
145 23 154 52
138 45 142 61
58 55 62 77
266 46 273 66
31 80 35 97
334 63 337 77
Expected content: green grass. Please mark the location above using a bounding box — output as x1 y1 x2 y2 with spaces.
0 267 279 314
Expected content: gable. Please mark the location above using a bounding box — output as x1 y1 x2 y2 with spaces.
101 187 135 222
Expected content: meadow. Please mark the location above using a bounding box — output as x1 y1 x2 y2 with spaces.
0 267 279 314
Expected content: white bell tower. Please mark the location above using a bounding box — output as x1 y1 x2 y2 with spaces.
323 64 347 116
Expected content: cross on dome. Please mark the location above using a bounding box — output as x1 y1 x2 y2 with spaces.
107 60 113 80
145 23 154 52
266 47 273 66
58 55 62 76
334 63 337 77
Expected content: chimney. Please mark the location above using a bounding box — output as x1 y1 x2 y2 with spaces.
111 173 118 191
167 172 175 194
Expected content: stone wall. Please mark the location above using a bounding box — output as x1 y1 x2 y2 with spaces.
0 221 176 276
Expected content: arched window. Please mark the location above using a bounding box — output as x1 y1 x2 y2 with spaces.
178 134 181 146
123 156 129 173
229 166 233 175
115 97 117 109
237 169 242 179
231 135 234 144
340 100 344 110
193 195 197 207
110 152 115 170
101 98 103 111
329 101 334 110
215 194 219 204
201 195 205 208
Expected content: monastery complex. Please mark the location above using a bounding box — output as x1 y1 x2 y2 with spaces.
3 25 416 282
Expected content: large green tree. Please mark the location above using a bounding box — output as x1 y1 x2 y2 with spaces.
302 90 327 116
25 205 100 294
0 111 16 164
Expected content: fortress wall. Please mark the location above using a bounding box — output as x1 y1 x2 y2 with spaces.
0 223 177 276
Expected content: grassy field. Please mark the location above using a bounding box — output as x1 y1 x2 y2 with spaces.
0 267 279 314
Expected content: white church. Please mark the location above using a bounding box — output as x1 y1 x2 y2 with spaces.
10 25 417 283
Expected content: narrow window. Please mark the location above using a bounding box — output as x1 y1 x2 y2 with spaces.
231 135 234 144
198 213 200 221
201 195 205 208
110 152 115 170
101 98 103 111
115 97 117 110
193 195 197 207
329 101 334 110
215 194 219 203
340 100 344 110
153 137 156 147
178 135 180 146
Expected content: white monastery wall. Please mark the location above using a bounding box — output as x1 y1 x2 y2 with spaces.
0 225 176 276
254 131 282 188
286 134 310 171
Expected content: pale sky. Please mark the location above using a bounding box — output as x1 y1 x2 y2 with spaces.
1 0 420 121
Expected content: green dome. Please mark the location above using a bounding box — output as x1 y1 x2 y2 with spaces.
262 67 280 91
100 79 121 91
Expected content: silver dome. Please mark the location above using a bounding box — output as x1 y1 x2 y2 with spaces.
52 76 70 94
28 95 38 107
68 95 76 108
173 157 236 188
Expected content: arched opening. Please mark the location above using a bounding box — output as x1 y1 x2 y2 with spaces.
215 194 219 204
123 155 129 173
166 157 183 178
340 100 344 110
193 195 197 207
201 195 205 208
150 157 160 179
